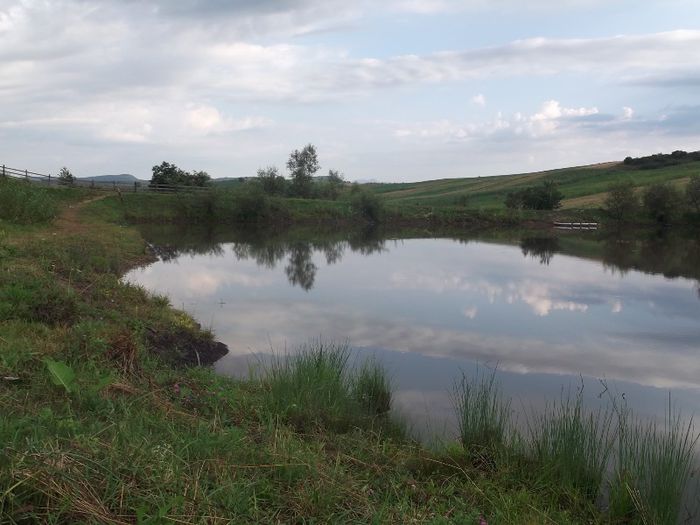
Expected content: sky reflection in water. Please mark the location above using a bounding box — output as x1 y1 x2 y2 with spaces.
124 229 700 436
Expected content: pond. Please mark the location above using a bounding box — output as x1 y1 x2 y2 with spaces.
124 225 700 441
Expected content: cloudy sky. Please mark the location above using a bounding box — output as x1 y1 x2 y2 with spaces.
1 0 699 181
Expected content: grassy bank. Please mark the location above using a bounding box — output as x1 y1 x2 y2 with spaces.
1 182 697 523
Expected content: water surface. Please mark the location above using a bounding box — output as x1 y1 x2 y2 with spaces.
124 226 700 439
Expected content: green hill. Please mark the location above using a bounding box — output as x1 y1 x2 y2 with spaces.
368 154 699 210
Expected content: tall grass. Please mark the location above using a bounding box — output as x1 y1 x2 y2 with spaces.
261 341 394 432
452 372 698 521
609 398 698 524
0 178 59 224
452 368 512 453
528 389 614 501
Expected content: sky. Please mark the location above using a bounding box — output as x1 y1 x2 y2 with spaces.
1 0 699 182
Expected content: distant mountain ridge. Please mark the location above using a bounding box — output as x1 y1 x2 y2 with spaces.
79 174 145 183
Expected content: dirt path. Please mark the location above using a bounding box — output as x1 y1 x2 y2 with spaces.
55 193 110 234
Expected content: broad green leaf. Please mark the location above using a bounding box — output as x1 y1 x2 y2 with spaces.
44 359 75 393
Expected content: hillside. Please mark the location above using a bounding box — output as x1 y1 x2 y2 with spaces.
80 174 144 183
369 156 699 209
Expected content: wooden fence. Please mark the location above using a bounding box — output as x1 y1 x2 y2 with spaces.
0 164 213 194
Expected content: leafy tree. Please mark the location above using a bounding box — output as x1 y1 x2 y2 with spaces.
642 183 681 224
257 166 286 196
150 162 210 188
686 175 700 214
190 170 211 187
323 169 345 200
604 181 639 222
57 167 75 185
287 144 319 198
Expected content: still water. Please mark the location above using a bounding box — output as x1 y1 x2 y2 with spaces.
124 226 700 439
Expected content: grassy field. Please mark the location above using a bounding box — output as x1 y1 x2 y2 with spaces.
1 180 697 523
368 161 698 210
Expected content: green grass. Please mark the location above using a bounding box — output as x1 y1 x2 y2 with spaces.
609 399 698 524
369 160 699 210
451 372 698 523
1 183 697 523
259 341 398 435
0 177 87 224
452 368 512 454
528 390 614 503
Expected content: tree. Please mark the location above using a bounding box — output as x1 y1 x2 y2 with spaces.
686 175 700 214
58 167 75 185
324 169 345 200
149 162 210 188
642 183 681 224
287 144 319 198
503 181 563 210
257 166 286 196
603 181 639 222
150 162 185 187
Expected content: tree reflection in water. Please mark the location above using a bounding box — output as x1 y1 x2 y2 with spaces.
137 223 700 296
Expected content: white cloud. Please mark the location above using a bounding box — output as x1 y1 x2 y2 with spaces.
622 106 635 119
394 99 600 141
471 93 486 107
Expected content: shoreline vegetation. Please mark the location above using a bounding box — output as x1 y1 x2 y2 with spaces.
1 165 699 523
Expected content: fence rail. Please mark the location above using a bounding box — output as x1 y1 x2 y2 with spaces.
0 164 213 194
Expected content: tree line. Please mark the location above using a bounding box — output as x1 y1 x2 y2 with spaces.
623 150 700 170
604 176 700 224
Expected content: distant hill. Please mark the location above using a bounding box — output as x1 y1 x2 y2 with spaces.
80 174 145 183
369 151 700 210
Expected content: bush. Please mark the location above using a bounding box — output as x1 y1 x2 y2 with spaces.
257 166 287 196
603 181 639 222
686 175 700 214
642 183 682 224
57 167 75 185
349 187 384 223
229 184 271 222
505 181 563 210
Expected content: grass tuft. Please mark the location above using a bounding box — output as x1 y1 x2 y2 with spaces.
528 387 614 501
609 398 698 524
452 367 512 454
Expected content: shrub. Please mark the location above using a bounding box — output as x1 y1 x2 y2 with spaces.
686 175 700 214
603 181 639 222
57 167 75 185
257 166 287 196
349 187 385 223
231 184 271 222
642 183 682 224
504 181 563 210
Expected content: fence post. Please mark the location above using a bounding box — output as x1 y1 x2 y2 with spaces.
48 173 51 185
91 180 95 189
1 165 5 178
134 181 137 193
25 169 28 181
